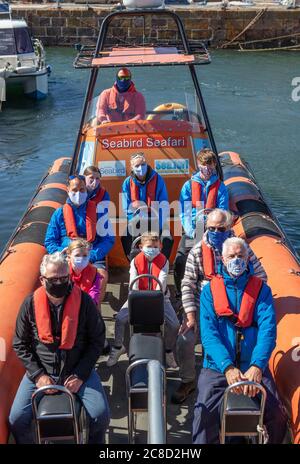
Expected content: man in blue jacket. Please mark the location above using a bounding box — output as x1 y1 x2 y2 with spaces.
174 148 229 304
193 237 287 444
121 152 173 260
45 174 115 296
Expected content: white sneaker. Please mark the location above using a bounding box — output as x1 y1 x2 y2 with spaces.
106 345 126 367
165 351 178 369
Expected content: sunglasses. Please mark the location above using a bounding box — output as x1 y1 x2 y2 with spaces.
207 226 227 233
69 174 85 181
117 76 131 81
42 275 69 284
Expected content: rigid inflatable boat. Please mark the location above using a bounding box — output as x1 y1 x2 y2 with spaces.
0 7 299 444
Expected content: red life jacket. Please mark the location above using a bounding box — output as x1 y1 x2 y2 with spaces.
210 274 263 328
90 186 106 205
134 251 167 290
69 263 97 294
130 172 158 208
63 202 97 243
33 285 81 350
191 178 221 209
201 241 216 280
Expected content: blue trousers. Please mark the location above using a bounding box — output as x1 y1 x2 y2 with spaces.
9 370 110 444
193 368 287 444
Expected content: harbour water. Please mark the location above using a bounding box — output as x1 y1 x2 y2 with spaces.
0 47 299 255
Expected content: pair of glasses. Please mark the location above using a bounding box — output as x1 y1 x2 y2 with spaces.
207 226 227 232
117 76 131 81
43 275 69 284
69 174 85 181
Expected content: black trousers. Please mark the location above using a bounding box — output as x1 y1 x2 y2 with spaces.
173 234 195 297
121 229 174 261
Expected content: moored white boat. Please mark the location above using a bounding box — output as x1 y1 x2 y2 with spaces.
0 2 50 108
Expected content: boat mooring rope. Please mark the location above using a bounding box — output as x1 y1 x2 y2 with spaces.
219 8 267 49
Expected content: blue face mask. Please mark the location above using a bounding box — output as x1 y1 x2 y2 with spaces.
142 247 160 261
226 257 247 277
133 163 147 178
207 230 231 251
116 78 131 93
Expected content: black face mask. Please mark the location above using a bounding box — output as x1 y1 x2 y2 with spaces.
45 280 70 298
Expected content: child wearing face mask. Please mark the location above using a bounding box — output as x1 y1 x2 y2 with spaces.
67 239 102 307
106 232 180 368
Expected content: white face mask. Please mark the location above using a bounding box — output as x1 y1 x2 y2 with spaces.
72 255 90 272
68 191 87 206
142 246 160 261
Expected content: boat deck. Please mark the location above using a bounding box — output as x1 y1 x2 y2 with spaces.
99 267 201 444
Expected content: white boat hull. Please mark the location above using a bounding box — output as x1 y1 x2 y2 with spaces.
1 68 48 100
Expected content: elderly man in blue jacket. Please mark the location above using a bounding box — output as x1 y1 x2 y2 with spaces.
121 152 173 260
45 174 115 301
192 236 287 444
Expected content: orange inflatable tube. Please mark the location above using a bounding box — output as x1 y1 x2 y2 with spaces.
220 151 300 443
0 157 71 443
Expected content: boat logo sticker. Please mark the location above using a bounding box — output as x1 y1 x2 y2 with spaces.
155 159 189 176
98 160 126 177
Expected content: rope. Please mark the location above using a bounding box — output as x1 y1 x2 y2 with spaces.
220 8 267 49
239 43 300 52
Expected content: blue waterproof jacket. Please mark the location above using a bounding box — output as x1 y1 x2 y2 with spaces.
45 197 115 263
179 172 229 238
200 264 276 374
122 168 169 231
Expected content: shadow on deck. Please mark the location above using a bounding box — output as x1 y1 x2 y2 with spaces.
97 267 202 445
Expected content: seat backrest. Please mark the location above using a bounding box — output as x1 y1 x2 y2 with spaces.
128 290 164 332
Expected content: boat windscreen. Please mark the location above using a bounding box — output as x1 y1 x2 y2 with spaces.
0 28 16 55
14 27 34 54
83 66 208 134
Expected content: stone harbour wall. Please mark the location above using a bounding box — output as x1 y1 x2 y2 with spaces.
11 4 300 49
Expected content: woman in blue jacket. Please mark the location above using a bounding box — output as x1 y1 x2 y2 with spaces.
45 174 115 302
193 237 287 444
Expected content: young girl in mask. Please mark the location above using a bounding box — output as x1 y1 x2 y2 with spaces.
67 239 102 307
106 232 179 368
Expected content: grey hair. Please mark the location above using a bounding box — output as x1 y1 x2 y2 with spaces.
222 237 249 258
40 252 69 276
130 152 146 163
207 208 233 228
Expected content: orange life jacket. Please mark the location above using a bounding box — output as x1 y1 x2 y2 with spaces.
69 263 97 294
210 274 263 328
90 186 106 205
134 251 167 290
130 172 158 208
63 202 97 243
33 285 81 350
201 241 216 280
191 178 221 209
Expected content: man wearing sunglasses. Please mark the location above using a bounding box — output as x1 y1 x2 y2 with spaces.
9 252 110 444
96 67 146 124
172 208 267 404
